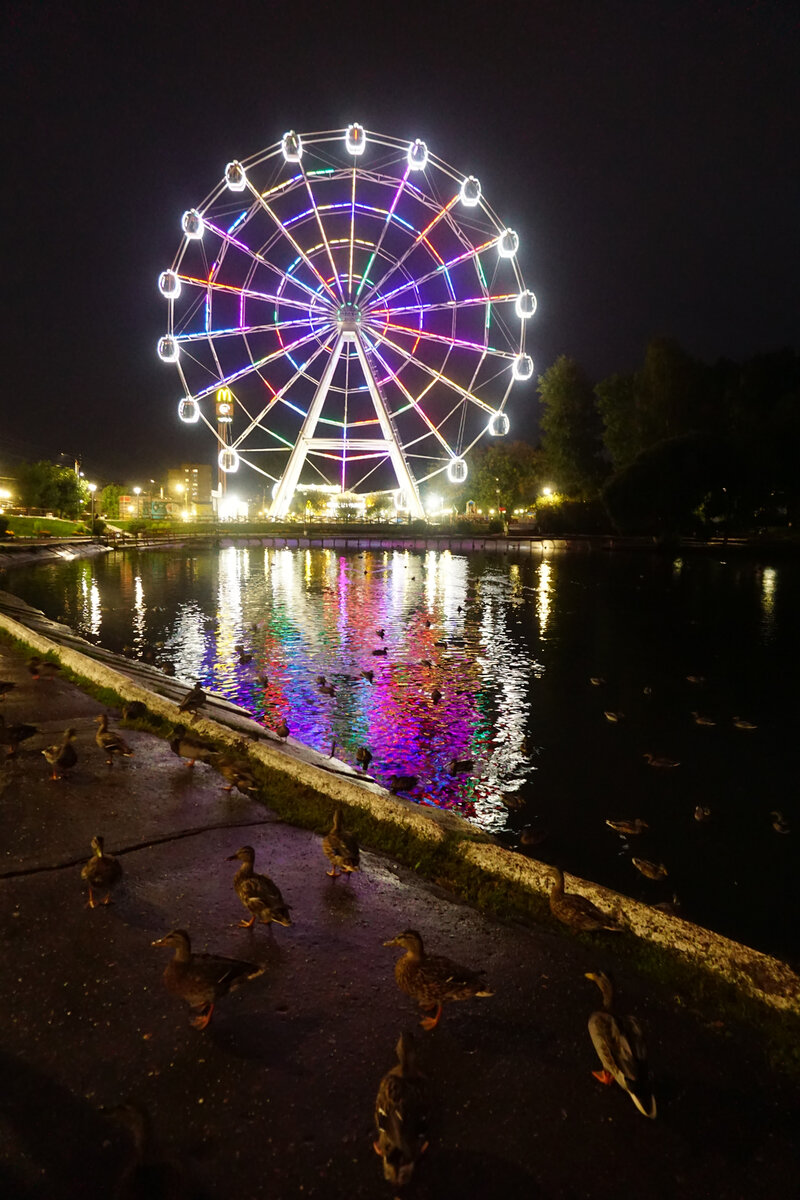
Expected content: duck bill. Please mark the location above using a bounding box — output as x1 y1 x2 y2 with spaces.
382 937 400 947
150 936 169 947
225 854 240 861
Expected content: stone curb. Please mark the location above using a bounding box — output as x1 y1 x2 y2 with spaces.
2 607 798 1018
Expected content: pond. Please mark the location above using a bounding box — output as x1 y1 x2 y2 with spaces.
5 543 798 963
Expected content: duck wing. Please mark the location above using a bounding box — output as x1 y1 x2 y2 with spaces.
589 1011 655 1117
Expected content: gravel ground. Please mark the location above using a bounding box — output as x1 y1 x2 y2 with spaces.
0 639 798 1200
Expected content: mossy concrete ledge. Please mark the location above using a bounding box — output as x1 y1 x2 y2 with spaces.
2 604 798 1021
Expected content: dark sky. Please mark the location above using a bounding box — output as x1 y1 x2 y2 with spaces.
4 0 799 485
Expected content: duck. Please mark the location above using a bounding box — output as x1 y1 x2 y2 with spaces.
169 723 215 767
420 659 433 668
604 711 624 723
361 669 374 683
448 757 473 774
275 719 290 741
372 647 388 657
373 1032 429 1186
0 714 38 757
95 714 134 766
383 929 492 1030
632 857 668 880
771 810 791 834
643 753 680 769
356 746 373 771
430 688 442 704
376 627 385 639
686 674 705 685
388 774 419 795
691 711 716 726
212 754 259 794
319 681 336 696
42 727 78 781
322 807 360 878
433 639 447 648
316 673 327 686
178 681 206 717
519 825 549 847
547 867 622 933
585 970 656 1118
732 716 758 730
151 929 265 1029
694 805 712 823
256 673 269 687
0 680 16 699
227 845 291 929
81 835 122 908
234 643 253 665
122 700 148 721
27 656 61 679
589 677 606 687
605 818 648 836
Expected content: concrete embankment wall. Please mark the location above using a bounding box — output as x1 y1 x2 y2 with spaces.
1 591 798 1019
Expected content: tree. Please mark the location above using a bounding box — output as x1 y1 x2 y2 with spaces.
537 357 605 497
15 461 88 517
100 484 123 519
594 372 639 470
471 441 545 513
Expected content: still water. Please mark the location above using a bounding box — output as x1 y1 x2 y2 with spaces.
6 545 799 962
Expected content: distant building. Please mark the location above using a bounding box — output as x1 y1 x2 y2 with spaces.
167 463 213 517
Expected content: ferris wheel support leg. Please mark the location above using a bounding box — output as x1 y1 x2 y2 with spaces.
350 333 425 520
270 335 347 519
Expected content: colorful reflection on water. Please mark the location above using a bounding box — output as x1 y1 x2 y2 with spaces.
6 546 799 960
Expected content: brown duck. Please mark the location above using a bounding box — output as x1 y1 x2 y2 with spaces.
548 867 622 933
169 723 215 767
383 929 493 1030
151 929 264 1029
95 714 134 766
42 727 78 781
81 835 122 908
212 754 259 794
374 1031 429 1186
322 807 360 878
227 845 291 930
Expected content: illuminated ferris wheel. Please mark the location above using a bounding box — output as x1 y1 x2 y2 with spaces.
157 125 537 519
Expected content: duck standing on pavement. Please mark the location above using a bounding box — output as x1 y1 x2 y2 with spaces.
374 1031 429 1185
81 835 122 908
95 714 134 766
227 845 292 931
42 727 78 780
151 929 264 1029
383 929 492 1030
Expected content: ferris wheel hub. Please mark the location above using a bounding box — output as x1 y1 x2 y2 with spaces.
336 302 362 331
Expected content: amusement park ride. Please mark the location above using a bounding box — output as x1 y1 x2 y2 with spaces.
158 126 537 519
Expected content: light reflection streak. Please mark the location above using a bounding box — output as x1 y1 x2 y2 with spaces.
537 560 552 636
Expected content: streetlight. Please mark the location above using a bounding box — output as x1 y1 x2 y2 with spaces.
133 486 141 518
88 482 97 533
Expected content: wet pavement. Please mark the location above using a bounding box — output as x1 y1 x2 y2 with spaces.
0 638 798 1200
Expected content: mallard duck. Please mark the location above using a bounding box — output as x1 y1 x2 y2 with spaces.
361 669 374 683
448 757 474 774
356 746 373 771
95 714 134 766
234 643 253 665
771 810 791 834
316 673 327 685
169 723 215 767
694 805 712 822
212 754 259 794
0 714 38 757
122 700 147 721
383 929 493 1030
585 970 656 1118
606 818 648 836
0 680 16 699
686 674 705 685
374 1032 429 1186
376 627 385 639
632 857 668 880
178 681 205 717
691 711 716 726
372 647 388 657
81 835 122 907
643 753 680 768
589 677 606 687
275 719 290 741
519 825 548 847
152 929 264 1029
388 774 419 795
319 682 336 696
227 845 291 929
433 639 447 648
732 716 758 730
42 727 77 780
430 688 442 704
604 710 624 723
548 867 622 933
322 807 360 878
27 656 61 679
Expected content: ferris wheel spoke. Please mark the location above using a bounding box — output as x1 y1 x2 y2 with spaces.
245 182 339 304
374 236 498 308
230 333 337 448
359 194 459 306
176 274 326 318
366 329 495 416
201 219 330 309
353 164 411 302
380 293 517 317
178 317 328 344
372 321 516 361
299 163 345 303
190 327 327 402
363 337 459 456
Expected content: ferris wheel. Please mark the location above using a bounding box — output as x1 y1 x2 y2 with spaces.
157 125 537 519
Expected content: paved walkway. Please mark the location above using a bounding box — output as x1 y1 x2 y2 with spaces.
0 638 798 1199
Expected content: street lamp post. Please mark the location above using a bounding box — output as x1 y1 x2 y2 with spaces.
133 486 142 518
88 483 97 534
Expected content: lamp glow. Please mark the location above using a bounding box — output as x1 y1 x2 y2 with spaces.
178 398 200 423
158 270 181 298
219 447 240 473
447 458 468 484
497 228 519 258
515 290 537 319
225 160 247 191
459 175 481 206
157 335 179 362
281 131 303 162
181 209 205 239
512 353 534 381
345 124 366 155
489 412 510 437
407 139 429 170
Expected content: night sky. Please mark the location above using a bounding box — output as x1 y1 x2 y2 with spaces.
5 0 798 484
